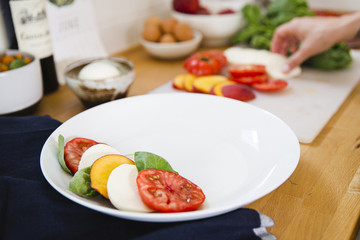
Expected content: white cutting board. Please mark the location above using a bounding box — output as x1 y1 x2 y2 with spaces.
149 50 360 144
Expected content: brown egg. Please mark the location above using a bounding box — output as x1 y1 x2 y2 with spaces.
145 16 163 27
161 18 178 33
159 33 177 43
142 25 162 42
173 23 194 42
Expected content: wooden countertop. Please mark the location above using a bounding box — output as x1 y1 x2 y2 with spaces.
34 46 360 239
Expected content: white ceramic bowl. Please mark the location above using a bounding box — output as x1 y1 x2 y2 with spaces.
64 57 135 108
171 11 245 47
140 30 202 60
0 50 42 115
171 0 255 46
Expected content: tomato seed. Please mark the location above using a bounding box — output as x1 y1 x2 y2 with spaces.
147 174 160 182
185 183 192 190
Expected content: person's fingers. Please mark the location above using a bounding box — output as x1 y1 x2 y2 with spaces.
282 41 314 73
271 35 292 56
289 37 299 53
283 52 305 73
270 33 283 54
271 22 298 54
276 39 288 56
271 24 289 53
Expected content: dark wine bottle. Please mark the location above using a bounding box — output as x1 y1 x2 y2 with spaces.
9 0 59 94
0 0 18 49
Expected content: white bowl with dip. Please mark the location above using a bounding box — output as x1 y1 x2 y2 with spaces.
64 57 135 108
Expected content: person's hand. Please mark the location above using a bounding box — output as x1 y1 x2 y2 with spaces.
271 12 360 73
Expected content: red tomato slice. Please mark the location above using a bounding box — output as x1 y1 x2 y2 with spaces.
136 169 206 213
314 10 340 17
252 79 288 91
228 64 266 77
230 74 268 85
64 137 99 174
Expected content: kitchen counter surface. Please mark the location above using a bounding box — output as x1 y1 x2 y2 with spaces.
34 46 360 240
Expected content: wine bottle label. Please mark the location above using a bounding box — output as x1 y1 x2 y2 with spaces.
10 0 53 59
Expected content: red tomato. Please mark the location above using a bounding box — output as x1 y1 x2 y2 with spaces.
218 9 235 14
314 10 340 17
136 169 206 213
195 6 211 15
228 64 266 77
230 74 268 85
64 137 99 174
252 79 288 91
206 50 227 69
184 51 225 76
173 0 200 14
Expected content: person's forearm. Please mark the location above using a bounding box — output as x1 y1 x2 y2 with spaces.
337 11 360 42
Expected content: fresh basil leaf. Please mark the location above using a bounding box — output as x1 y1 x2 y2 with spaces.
58 134 72 174
69 167 99 197
134 151 178 174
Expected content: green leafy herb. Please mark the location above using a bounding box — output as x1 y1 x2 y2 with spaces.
58 135 72 174
303 43 353 70
242 4 262 24
231 0 352 70
134 151 178 174
233 0 314 48
69 167 99 197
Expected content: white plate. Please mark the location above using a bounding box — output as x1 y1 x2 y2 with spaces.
40 93 300 222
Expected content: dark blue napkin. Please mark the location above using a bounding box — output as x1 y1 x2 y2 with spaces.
0 115 275 240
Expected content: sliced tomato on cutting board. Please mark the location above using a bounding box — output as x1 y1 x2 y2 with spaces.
252 79 288 91
228 64 266 77
230 74 268 85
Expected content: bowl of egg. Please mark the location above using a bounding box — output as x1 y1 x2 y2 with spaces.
140 16 202 60
64 57 135 108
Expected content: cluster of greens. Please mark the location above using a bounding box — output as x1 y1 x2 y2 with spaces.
69 167 99 197
57 135 177 197
232 0 352 70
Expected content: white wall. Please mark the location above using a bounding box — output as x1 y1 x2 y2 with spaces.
49 0 172 84
93 0 172 54
307 0 360 11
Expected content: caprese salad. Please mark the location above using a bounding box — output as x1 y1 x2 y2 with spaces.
57 135 206 213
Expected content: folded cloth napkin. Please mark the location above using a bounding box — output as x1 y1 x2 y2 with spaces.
0 115 276 240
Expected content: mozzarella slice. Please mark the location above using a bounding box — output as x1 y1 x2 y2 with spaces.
224 47 302 79
107 164 152 212
78 144 120 170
